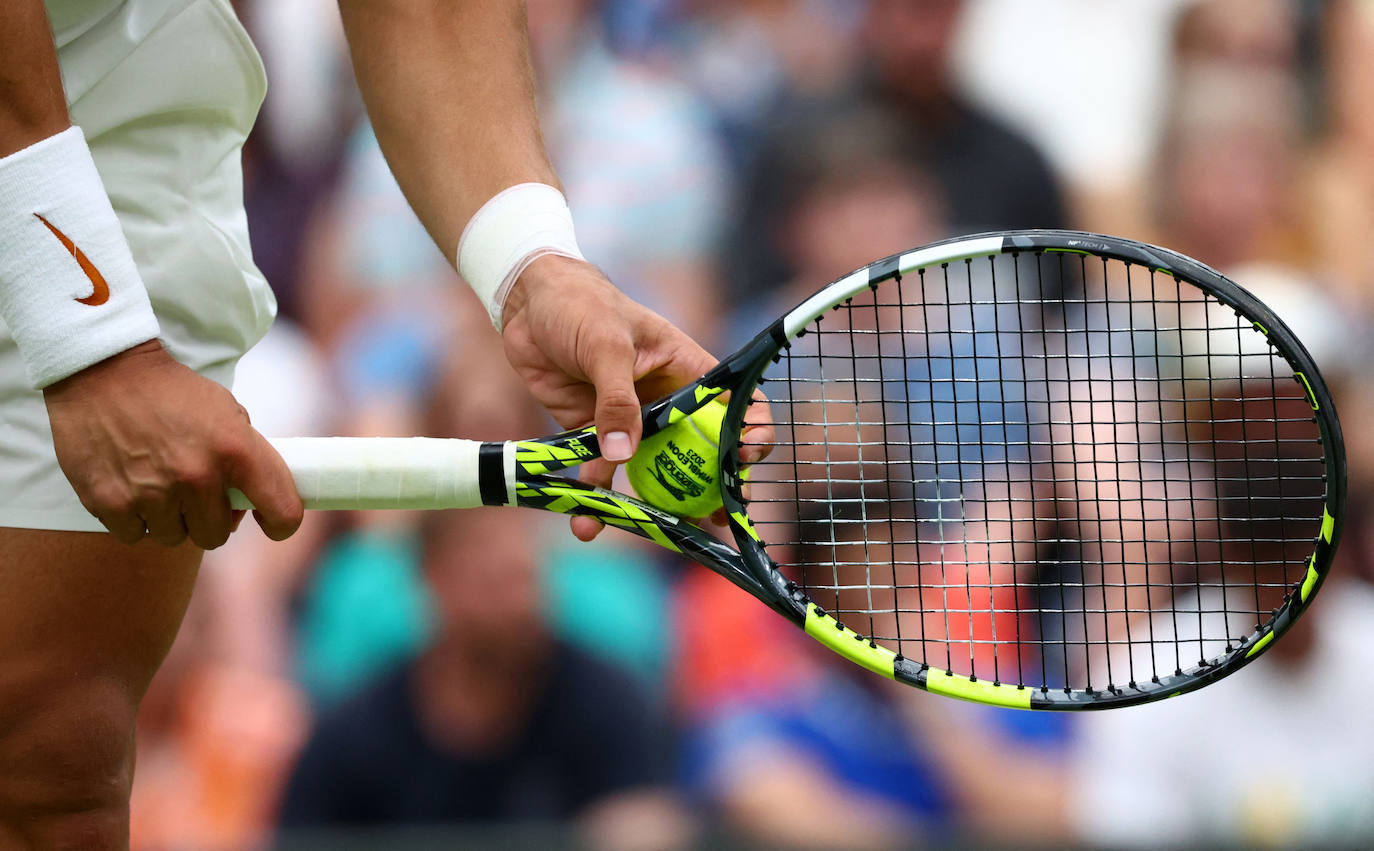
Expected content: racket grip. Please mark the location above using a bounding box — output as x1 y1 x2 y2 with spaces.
228 437 489 511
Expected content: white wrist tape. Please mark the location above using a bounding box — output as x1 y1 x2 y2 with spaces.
0 127 160 388
456 182 585 329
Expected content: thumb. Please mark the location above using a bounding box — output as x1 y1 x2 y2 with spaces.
228 431 304 541
587 335 643 463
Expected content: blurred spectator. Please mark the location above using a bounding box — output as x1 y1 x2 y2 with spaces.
675 569 1074 848
679 98 1071 848
723 104 946 348
673 569 937 848
664 0 867 165
1059 4 1374 845
293 122 464 355
239 0 358 174
285 297 453 707
1306 0 1374 316
237 0 360 322
530 0 732 346
1153 14 1310 271
950 0 1190 233
1145 1 1365 386
857 0 1067 231
279 507 690 851
1069 576 1374 844
288 299 491 708
280 320 684 846
728 0 1067 308
1148 0 1371 448
132 584 311 851
292 524 436 707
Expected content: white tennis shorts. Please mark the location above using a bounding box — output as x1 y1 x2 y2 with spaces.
0 0 276 532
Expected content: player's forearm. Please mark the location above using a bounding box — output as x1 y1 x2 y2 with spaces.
1 1 162 389
336 0 558 257
0 0 70 155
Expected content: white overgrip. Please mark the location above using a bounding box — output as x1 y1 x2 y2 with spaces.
228 437 487 511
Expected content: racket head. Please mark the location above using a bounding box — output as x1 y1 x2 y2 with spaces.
715 230 1345 710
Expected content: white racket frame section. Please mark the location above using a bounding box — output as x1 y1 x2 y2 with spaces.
781 235 1004 338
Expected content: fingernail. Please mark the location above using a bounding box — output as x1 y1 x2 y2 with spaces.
742 446 765 465
603 431 634 462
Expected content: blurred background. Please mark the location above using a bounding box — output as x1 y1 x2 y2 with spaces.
137 0 1374 848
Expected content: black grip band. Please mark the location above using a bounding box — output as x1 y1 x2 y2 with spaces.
477 442 509 506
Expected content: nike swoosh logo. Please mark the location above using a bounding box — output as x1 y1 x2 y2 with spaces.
34 214 110 306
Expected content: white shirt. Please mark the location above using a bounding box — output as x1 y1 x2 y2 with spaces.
44 0 124 41
1071 578 1374 845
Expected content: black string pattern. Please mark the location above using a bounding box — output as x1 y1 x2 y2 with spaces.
744 252 1327 691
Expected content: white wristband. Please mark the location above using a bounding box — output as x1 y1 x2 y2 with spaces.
0 127 160 388
456 182 585 329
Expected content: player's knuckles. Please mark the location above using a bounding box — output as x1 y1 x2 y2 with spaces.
210 431 254 466
580 322 634 367
84 480 138 517
167 456 224 494
594 385 640 417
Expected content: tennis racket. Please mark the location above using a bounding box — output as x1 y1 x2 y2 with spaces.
232 230 1344 710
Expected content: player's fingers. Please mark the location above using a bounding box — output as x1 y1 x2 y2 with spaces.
571 457 619 541
570 515 605 542
140 500 189 548
708 480 751 527
78 481 149 544
97 511 149 545
586 335 642 463
739 388 775 465
633 339 718 404
227 431 303 542
182 479 234 550
578 456 617 492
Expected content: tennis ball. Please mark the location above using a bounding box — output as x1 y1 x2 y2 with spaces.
627 397 728 518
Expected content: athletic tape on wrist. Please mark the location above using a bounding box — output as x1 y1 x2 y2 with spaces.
457 182 585 329
0 126 160 388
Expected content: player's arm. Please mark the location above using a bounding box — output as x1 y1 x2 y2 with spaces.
0 1 301 548
0 1 69 153
334 0 680 440
335 0 555 258
336 1 771 539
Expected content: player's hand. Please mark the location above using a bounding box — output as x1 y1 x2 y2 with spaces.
500 255 772 540
42 340 303 549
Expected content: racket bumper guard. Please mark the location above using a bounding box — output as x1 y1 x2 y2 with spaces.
803 603 897 679
923 670 1033 710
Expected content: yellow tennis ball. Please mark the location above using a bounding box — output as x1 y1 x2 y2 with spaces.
627 397 728 518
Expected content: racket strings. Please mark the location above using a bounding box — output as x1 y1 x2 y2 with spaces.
745 251 1327 692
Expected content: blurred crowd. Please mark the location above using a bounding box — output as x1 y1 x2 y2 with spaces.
132 0 1374 848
